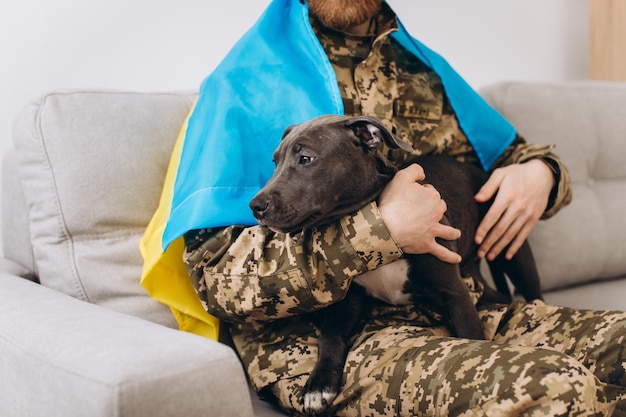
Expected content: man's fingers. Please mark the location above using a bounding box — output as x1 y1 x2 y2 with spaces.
481 211 522 260
474 169 506 245
475 169 502 203
504 220 535 260
399 163 426 182
476 161 554 260
427 224 461 264
475 203 505 247
434 223 461 242
429 243 462 264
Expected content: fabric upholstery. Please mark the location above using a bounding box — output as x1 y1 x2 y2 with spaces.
2 83 625 417
481 81 626 292
0 275 253 417
12 91 197 327
2 151 35 277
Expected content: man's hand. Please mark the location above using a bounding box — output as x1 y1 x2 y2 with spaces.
378 164 462 264
474 159 554 261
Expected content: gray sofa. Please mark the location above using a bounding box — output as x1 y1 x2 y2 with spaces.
1 81 625 416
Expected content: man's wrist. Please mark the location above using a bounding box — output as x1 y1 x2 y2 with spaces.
527 157 560 212
339 202 403 271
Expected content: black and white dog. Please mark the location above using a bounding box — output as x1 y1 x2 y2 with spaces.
250 115 542 414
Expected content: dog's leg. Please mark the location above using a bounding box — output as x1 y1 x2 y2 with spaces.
441 270 486 340
499 241 543 301
303 285 367 415
407 254 485 340
463 259 512 304
486 261 513 302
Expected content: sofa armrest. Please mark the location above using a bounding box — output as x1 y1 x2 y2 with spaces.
0 271 253 417
0 258 33 278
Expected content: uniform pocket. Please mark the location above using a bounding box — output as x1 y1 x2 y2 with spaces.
393 98 443 122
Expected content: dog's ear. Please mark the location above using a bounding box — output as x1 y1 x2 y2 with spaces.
281 124 296 140
344 117 414 152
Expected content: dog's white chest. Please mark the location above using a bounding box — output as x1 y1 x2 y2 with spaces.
353 259 412 305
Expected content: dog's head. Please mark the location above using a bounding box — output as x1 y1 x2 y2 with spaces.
250 115 413 233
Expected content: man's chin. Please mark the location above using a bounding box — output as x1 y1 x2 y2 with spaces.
307 0 383 32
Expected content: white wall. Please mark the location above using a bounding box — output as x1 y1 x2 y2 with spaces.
0 0 588 252
393 1 589 87
0 0 590 156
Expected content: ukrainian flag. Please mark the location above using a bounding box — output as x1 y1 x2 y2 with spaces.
140 0 517 341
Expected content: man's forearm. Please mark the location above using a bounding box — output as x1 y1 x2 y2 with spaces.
184 202 403 324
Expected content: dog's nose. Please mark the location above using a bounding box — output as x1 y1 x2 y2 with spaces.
249 197 270 218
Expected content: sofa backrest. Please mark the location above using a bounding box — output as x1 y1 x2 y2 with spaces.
481 81 626 292
8 90 197 328
5 83 626 326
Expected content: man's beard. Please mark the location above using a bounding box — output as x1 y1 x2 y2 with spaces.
307 0 384 32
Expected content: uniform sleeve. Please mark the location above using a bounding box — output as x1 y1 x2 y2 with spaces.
491 134 573 219
183 202 403 324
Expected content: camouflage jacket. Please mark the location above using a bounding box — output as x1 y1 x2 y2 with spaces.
183 5 572 391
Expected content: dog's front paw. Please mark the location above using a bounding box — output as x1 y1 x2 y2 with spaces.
303 388 337 415
303 370 341 415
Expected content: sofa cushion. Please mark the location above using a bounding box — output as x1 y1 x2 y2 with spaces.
0 275 254 417
2 150 36 277
481 81 626 292
544 278 626 312
13 91 197 327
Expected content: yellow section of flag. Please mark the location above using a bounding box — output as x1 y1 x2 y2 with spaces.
139 103 219 341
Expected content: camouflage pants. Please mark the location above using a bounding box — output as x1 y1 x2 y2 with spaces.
265 301 626 416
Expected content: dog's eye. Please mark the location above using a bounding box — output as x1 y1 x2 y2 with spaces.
299 155 315 166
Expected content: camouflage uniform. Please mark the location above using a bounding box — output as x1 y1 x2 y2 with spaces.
183 4 626 416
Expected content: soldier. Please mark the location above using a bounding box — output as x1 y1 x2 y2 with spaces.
163 0 626 415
